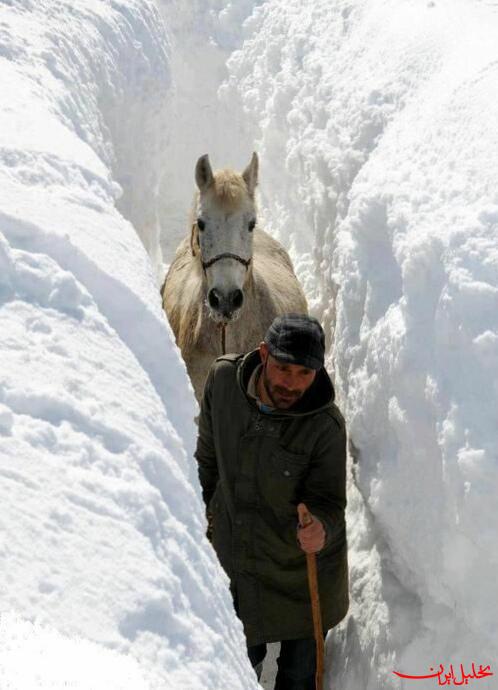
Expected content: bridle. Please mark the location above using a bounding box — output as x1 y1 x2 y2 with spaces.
201 252 251 273
190 222 252 354
190 222 252 275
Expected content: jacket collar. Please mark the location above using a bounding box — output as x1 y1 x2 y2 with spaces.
236 348 335 417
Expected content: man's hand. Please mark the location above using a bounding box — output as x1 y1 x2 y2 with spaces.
296 503 326 553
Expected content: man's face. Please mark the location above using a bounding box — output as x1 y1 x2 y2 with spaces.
259 342 317 409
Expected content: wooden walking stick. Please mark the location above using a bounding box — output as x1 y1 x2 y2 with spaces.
297 503 325 690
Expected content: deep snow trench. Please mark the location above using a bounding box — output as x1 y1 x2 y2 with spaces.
0 1 497 689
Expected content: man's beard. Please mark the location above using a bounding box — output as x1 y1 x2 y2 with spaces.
261 360 303 409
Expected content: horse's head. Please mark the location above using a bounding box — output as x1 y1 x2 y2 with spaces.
192 152 258 324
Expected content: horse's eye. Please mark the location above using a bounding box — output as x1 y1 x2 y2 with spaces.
197 218 205 231
248 219 256 232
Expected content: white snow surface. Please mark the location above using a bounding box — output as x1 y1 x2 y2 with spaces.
219 0 498 687
0 614 150 690
0 1 258 689
1 0 497 689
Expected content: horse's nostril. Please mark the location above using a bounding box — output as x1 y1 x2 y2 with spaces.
231 289 244 310
209 288 243 316
208 288 220 309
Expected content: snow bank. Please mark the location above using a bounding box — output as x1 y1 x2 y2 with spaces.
0 614 150 690
221 0 498 686
0 1 258 688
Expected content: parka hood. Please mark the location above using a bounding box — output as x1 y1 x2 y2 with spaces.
237 348 336 417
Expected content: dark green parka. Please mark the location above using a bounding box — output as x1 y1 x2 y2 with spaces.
194 348 349 646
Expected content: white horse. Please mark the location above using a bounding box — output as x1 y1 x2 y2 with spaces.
161 152 308 402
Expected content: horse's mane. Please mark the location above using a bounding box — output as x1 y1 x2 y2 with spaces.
211 169 250 209
164 237 205 356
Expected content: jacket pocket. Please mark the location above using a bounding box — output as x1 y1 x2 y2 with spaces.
270 447 310 479
266 447 310 518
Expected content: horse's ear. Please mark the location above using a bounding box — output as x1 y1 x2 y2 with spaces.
242 151 259 197
195 154 214 191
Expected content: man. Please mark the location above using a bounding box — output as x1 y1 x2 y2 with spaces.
194 313 349 689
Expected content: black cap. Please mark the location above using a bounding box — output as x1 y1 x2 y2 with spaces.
264 313 325 370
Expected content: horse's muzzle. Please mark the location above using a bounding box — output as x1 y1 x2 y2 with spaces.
208 287 244 320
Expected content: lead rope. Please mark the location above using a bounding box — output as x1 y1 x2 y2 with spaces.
220 323 227 355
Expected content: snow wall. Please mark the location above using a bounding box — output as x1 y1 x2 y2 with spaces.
216 0 498 687
0 1 259 688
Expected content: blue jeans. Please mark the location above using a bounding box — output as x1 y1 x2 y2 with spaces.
248 636 324 690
